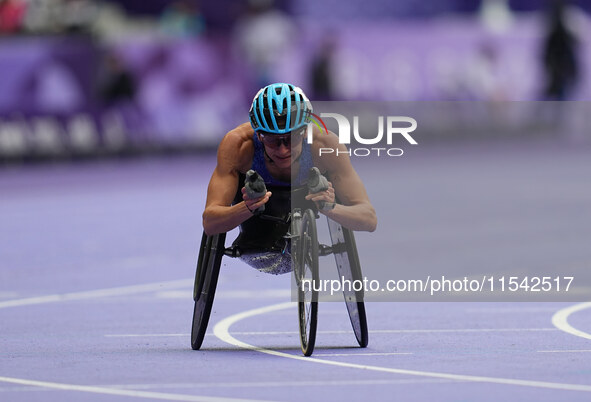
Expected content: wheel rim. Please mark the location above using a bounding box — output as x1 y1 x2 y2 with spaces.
297 210 318 356
327 219 368 348
300 229 313 346
190 233 225 350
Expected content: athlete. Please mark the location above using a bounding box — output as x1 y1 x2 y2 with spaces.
202 83 376 274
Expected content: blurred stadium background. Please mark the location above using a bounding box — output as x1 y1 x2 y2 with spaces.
2 5 591 399
0 0 589 162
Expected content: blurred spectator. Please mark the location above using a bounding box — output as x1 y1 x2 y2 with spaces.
92 2 161 41
99 52 137 107
160 1 205 38
465 41 507 101
98 51 150 145
0 0 26 34
233 0 295 92
19 0 97 35
479 0 513 34
22 0 62 34
61 0 97 35
541 0 580 100
309 34 337 101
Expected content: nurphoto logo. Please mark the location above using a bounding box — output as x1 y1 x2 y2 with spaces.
307 112 418 157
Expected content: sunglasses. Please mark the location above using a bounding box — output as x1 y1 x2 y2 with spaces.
257 128 305 149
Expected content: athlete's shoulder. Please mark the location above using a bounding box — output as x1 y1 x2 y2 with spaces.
217 123 255 173
219 123 253 151
223 123 253 144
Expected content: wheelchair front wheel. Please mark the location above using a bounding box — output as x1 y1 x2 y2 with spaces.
295 209 319 356
191 232 225 350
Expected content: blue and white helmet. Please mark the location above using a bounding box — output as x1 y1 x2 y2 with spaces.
249 83 313 134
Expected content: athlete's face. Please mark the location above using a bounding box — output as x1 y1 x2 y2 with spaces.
258 128 305 169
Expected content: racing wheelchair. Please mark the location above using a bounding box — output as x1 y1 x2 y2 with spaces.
191 171 368 356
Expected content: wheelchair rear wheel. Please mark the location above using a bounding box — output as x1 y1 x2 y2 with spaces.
295 209 319 356
191 232 226 350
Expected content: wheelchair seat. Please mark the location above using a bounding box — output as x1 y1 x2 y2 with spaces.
231 175 315 254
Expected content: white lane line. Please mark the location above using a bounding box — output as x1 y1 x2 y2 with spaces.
104 328 557 338
156 290 290 299
213 302 591 392
551 302 591 340
465 307 559 313
0 378 455 393
538 350 591 353
0 279 193 309
371 328 557 334
0 376 269 402
106 378 451 389
0 284 296 309
313 353 413 357
105 333 188 338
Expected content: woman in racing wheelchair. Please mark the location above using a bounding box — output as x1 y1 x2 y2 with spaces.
195 83 376 355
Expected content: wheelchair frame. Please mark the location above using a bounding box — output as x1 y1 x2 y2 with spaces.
191 208 368 356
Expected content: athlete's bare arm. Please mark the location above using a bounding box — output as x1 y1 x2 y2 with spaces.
307 129 377 232
202 124 271 235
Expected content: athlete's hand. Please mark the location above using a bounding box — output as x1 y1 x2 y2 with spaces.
305 181 336 211
241 187 272 214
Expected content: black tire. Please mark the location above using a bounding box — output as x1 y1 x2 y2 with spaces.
327 219 369 348
191 232 226 350
295 209 319 356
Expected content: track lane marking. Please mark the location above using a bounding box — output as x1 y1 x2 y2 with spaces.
0 378 456 393
0 376 269 402
538 350 591 353
156 290 290 299
0 284 298 309
551 302 591 340
105 328 557 338
0 279 193 309
465 307 559 313
213 302 591 392
313 352 413 357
